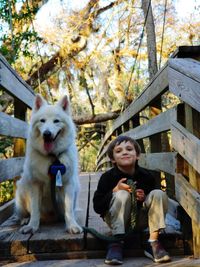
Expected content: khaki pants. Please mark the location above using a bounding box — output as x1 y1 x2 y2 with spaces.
104 189 168 235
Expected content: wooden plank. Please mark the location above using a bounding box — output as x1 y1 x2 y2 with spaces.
28 173 90 254
0 215 31 257
97 108 176 167
169 61 200 113
169 58 200 82
86 172 110 250
0 111 28 138
184 104 200 257
97 153 177 176
0 200 14 224
78 173 90 226
29 224 84 254
184 104 200 191
98 63 169 156
125 107 176 140
139 152 177 175
0 157 24 182
0 54 35 109
0 174 90 259
175 173 200 226
171 121 200 174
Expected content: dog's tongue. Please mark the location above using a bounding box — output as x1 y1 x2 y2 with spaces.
44 141 54 153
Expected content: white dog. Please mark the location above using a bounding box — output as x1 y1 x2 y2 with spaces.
15 94 82 234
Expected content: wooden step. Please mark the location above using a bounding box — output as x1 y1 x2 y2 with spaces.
0 173 187 262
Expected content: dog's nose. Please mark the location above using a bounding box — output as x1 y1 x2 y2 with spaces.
43 130 52 141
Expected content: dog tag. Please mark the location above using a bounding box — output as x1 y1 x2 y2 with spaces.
56 170 63 187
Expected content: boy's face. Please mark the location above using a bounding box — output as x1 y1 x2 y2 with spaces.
111 140 139 168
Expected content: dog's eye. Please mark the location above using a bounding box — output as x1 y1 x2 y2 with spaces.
54 119 60 123
40 119 46 123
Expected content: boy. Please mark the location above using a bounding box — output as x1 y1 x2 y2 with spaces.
93 135 170 265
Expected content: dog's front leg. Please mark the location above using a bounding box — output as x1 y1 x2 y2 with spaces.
64 184 83 234
19 183 41 234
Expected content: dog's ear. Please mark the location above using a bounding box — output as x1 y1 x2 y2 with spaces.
58 95 70 113
34 94 47 111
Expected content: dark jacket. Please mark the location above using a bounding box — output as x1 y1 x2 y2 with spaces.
93 164 156 217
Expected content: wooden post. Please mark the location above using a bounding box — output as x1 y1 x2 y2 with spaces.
149 100 161 185
132 114 145 153
13 98 27 157
13 98 27 191
149 100 162 152
185 104 200 257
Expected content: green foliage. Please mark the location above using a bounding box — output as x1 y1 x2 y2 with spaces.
79 144 98 172
0 137 13 156
0 0 42 63
0 181 14 205
0 137 14 205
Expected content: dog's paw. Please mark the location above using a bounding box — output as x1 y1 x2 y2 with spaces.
20 217 30 226
66 223 83 234
19 224 38 234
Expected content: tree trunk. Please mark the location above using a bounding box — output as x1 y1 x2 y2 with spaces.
141 0 158 79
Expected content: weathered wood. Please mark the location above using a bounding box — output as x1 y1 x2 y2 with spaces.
184 104 200 257
125 108 176 140
139 152 177 175
169 60 200 113
0 200 14 224
169 58 200 83
29 224 84 253
171 121 200 174
97 108 177 167
79 173 91 226
86 173 110 250
0 172 185 261
28 174 90 254
2 254 194 265
0 217 31 257
0 157 24 182
0 174 90 259
0 112 28 138
184 104 200 192
175 173 200 226
98 63 169 156
0 54 35 109
97 152 176 175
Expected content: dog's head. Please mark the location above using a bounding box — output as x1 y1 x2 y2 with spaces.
29 94 76 155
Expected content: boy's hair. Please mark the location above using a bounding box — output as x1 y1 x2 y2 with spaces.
107 135 141 160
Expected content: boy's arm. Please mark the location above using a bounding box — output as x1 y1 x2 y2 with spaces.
93 173 113 216
144 169 157 195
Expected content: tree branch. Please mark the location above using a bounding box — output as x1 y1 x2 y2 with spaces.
73 110 120 125
26 0 121 89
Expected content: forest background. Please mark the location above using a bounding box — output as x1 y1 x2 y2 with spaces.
0 0 200 202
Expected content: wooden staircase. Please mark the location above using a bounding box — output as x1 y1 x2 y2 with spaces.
0 173 185 262
1 46 200 264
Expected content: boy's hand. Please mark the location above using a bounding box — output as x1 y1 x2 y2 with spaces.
113 178 132 193
136 189 145 202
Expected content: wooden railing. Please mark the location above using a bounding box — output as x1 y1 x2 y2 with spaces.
96 46 200 257
0 46 200 258
0 54 35 223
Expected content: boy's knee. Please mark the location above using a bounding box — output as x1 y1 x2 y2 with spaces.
150 189 167 201
114 190 130 203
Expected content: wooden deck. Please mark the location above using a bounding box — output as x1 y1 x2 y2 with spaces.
2 256 200 267
0 173 186 263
